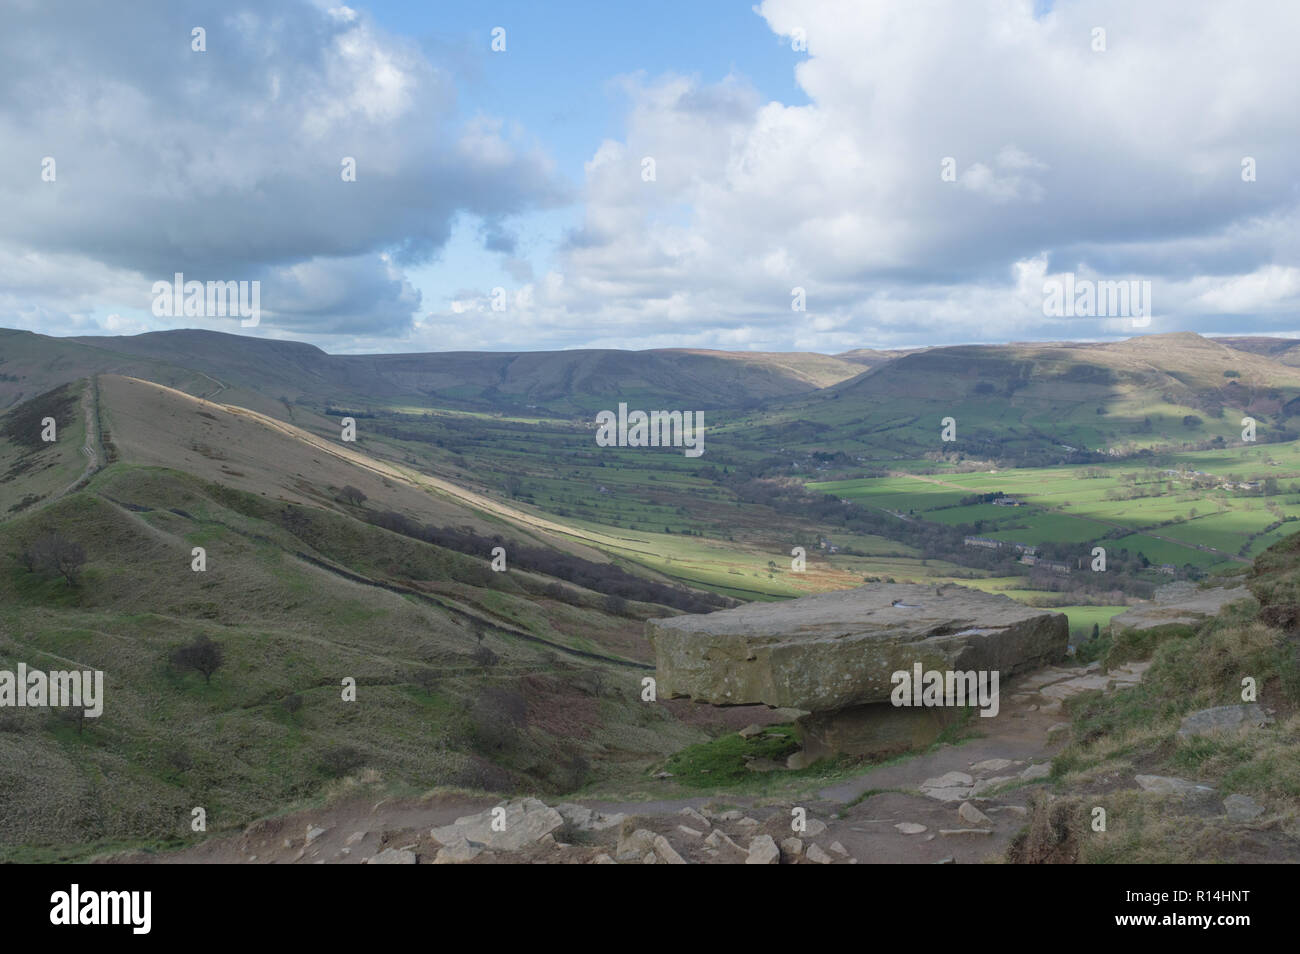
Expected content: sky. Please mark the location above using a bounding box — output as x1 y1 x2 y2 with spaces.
1 0 1298 354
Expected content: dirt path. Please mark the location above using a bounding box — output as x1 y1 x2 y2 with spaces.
121 661 1148 864
52 379 102 500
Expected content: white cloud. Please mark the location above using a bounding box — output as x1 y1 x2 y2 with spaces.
453 0 1300 350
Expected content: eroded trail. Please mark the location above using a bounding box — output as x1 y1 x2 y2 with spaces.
119 662 1148 864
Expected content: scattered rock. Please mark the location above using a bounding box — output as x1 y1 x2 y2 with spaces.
430 798 563 852
704 829 746 855
1110 583 1248 633
305 825 328 844
653 835 687 865
433 834 483 864
894 822 927 835
829 841 848 856
368 848 417 864
1134 775 1216 797
786 750 818 770
970 758 1014 774
957 802 993 826
616 828 658 861
922 771 974 789
739 724 765 738
1177 704 1274 739
679 807 711 828
805 843 834 864
781 837 804 856
1020 763 1052 781
555 803 593 829
922 786 973 802
939 829 992 837
746 834 780 865
554 803 623 833
677 825 704 839
345 831 365 846
803 818 828 837
591 853 615 864
1224 794 1264 822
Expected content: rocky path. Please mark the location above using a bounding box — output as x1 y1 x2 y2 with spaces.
118 661 1152 865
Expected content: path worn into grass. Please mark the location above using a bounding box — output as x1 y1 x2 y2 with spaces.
128 662 1153 864
51 378 103 502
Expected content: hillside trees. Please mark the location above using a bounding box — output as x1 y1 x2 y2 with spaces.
338 485 367 506
19 531 87 585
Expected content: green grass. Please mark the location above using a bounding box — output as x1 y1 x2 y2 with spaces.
0 467 708 861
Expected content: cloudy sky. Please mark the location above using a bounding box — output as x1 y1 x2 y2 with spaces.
2 0 1298 353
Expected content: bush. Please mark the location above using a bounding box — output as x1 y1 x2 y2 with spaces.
319 744 365 777
338 485 367 506
471 645 499 668
469 688 527 753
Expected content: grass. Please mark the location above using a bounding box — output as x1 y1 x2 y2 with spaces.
0 467 711 861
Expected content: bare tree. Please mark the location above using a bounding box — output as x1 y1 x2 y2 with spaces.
171 635 224 684
339 485 367 506
24 532 86 585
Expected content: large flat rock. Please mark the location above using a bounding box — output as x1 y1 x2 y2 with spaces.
647 583 1067 711
1109 582 1250 632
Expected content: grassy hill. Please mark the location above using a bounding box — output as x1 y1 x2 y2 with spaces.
1015 538 1300 863
0 329 214 411
63 329 869 415
728 332 1300 469
0 375 743 861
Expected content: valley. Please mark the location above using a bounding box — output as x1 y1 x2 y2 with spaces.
1 328 1298 864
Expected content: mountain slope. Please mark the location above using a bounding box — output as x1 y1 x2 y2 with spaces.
743 332 1300 464
0 374 745 860
62 329 868 414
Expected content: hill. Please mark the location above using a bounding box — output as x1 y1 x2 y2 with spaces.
61 330 869 415
733 332 1300 467
0 375 746 861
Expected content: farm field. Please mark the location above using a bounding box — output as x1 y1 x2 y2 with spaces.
810 443 1300 573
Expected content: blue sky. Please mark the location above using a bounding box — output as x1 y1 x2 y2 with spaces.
364 0 810 339
0 0 1297 354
